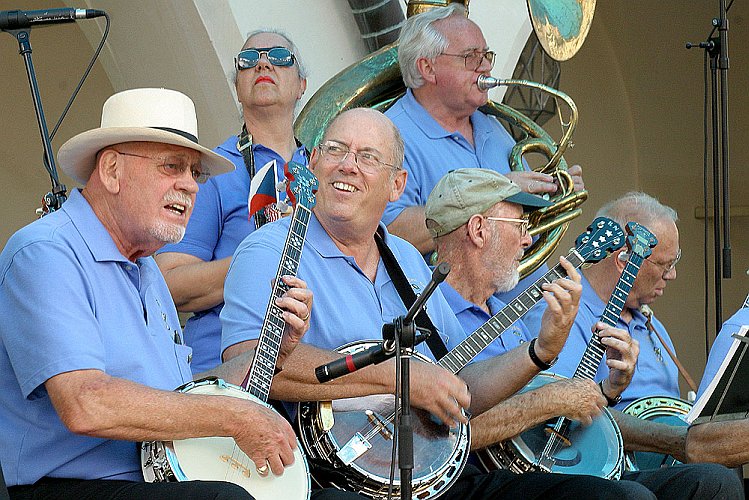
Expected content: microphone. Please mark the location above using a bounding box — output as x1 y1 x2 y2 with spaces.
315 264 449 383
0 8 105 30
315 341 396 383
315 331 432 383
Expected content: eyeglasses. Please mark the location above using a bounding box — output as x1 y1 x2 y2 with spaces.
439 50 496 72
112 149 209 184
235 47 295 70
317 141 395 174
483 215 530 237
644 248 682 277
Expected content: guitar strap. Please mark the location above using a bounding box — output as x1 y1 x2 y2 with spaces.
640 305 698 393
374 228 448 360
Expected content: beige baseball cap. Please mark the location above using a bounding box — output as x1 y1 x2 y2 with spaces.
425 168 551 238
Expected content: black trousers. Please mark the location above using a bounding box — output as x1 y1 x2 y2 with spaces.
443 463 743 500
8 478 364 500
9 465 742 500
443 464 654 500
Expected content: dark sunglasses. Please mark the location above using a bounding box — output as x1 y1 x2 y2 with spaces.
235 46 295 70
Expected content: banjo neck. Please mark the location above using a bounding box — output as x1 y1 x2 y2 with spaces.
242 160 318 402
438 249 584 374
244 204 312 402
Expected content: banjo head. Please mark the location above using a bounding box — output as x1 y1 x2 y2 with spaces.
479 372 624 479
142 378 311 500
297 340 470 499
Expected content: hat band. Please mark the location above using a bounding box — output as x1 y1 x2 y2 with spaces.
152 127 198 144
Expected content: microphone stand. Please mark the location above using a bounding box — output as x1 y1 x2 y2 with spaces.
2 27 67 214
381 262 450 500
686 0 731 333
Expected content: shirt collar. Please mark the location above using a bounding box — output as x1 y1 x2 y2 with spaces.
401 89 457 140
305 211 395 260
580 271 644 326
64 189 131 264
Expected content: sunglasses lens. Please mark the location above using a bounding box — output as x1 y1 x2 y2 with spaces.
268 47 294 66
236 49 260 69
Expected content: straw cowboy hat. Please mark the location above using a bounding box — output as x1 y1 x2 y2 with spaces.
57 88 234 184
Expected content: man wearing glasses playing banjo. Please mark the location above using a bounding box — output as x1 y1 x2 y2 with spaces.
0 88 350 500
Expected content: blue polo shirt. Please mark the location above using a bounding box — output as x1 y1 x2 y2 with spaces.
439 280 534 363
383 89 548 303
159 135 308 374
0 189 192 486
383 89 517 226
221 213 463 360
522 273 680 409
697 306 749 398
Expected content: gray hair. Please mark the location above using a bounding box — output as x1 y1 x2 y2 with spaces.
397 3 467 89
232 28 309 86
596 191 678 230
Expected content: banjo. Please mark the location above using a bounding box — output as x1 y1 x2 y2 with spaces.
622 395 692 471
141 161 318 500
297 217 624 499
480 221 658 479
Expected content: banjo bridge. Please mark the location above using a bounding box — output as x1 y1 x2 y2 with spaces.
366 409 394 440
220 454 252 478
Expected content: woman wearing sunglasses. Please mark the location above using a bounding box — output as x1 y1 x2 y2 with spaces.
155 29 310 375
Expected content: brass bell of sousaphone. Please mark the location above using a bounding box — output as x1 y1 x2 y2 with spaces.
294 0 594 278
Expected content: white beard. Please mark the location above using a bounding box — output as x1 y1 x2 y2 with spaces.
148 221 186 244
494 267 520 294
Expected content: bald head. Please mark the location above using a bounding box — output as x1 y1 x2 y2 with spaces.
321 108 405 170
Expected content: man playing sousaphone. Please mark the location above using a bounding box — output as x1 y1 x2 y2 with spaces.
383 3 585 301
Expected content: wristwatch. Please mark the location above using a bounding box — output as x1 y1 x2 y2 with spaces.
528 338 557 371
599 380 622 407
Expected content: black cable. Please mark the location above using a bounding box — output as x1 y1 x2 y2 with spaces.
49 11 110 141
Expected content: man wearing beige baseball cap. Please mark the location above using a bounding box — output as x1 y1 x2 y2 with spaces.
0 88 322 499
425 168 625 439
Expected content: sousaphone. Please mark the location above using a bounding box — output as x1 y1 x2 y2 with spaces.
294 0 595 278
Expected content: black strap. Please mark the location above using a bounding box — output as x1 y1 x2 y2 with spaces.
238 125 268 229
374 229 449 360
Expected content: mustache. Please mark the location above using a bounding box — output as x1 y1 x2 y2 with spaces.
163 192 193 210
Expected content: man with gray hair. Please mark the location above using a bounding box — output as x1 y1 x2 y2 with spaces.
524 191 682 409
0 88 317 499
383 3 584 267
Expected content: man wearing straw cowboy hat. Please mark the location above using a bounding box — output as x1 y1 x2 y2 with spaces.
0 88 326 499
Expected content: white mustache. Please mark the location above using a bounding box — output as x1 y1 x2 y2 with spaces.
163 192 193 210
